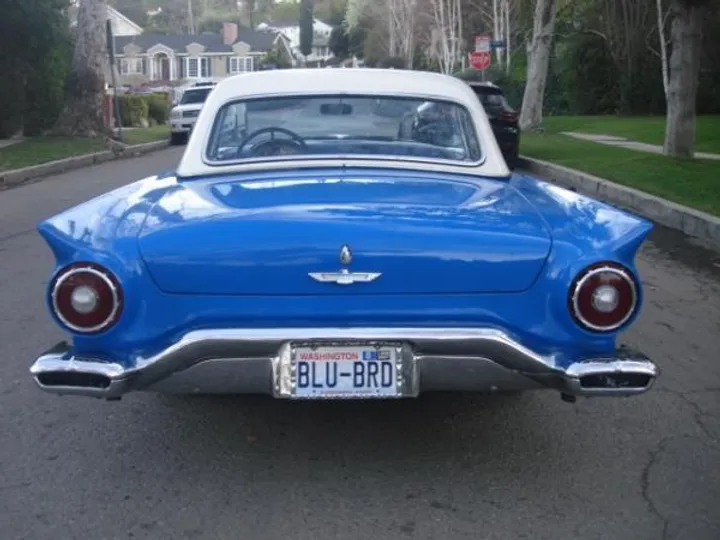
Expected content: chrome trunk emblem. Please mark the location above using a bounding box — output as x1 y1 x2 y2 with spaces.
339 244 352 265
309 269 382 285
309 244 381 285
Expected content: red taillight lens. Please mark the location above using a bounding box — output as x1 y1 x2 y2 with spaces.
50 263 123 334
569 262 638 332
500 111 518 123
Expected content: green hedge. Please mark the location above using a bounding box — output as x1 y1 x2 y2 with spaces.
146 93 170 125
119 95 149 127
23 40 72 136
116 92 170 127
0 57 25 138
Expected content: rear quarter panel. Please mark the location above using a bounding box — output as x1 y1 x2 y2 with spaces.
36 173 178 342
510 172 653 334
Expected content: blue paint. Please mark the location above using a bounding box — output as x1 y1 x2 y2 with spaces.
137 172 551 295
36 167 653 370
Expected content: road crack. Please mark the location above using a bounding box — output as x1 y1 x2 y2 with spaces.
0 227 36 244
655 387 718 441
640 432 718 540
640 436 672 540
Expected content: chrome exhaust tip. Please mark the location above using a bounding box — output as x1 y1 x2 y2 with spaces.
35 371 112 390
565 358 658 397
30 344 127 399
578 371 654 391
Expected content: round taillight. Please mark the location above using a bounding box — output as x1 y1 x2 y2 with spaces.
569 262 637 332
50 263 123 334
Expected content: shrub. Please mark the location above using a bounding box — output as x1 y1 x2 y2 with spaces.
0 57 25 138
379 56 406 69
147 93 170 125
119 95 149 127
23 38 72 136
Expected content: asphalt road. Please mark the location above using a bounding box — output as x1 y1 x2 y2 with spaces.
1 149 718 540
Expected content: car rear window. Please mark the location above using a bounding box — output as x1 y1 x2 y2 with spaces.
205 94 484 166
180 88 213 104
470 87 511 109
479 94 504 106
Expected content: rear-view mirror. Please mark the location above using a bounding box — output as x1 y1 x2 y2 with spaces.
320 103 352 115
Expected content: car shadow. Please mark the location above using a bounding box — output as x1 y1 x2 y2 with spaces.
141 391 562 476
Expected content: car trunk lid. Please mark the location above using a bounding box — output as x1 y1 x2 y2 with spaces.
137 171 552 295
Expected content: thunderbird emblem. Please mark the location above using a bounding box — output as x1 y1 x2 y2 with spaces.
309 244 381 285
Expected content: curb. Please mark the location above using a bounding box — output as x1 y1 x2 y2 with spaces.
518 155 720 252
0 139 171 191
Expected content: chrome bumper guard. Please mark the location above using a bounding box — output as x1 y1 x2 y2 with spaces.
29 328 659 400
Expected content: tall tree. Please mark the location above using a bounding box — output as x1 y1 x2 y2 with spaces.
656 0 670 98
299 0 315 59
0 0 72 137
429 0 464 73
53 0 109 137
663 0 710 157
329 25 350 58
519 0 559 131
245 0 256 27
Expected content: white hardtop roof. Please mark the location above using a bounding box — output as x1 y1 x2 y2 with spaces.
206 68 488 104
176 68 510 178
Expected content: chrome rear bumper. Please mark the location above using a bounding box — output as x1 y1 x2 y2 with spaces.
29 328 658 400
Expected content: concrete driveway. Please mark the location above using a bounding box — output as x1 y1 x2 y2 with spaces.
0 148 718 540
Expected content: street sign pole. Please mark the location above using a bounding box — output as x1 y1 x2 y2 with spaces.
106 19 122 142
469 51 492 72
472 34 492 80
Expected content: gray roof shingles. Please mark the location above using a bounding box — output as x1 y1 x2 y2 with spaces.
115 29 279 54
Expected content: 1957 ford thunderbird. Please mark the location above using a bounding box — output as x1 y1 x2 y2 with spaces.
30 68 659 402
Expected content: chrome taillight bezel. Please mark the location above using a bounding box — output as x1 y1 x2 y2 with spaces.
50 263 123 334
569 262 638 333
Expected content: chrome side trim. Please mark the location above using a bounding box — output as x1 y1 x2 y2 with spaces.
29 328 659 400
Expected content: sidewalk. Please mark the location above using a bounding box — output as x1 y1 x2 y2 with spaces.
0 139 169 190
0 137 24 149
561 132 720 160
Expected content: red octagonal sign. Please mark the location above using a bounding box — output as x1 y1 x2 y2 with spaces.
470 51 491 70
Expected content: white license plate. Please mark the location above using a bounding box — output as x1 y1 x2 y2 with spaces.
292 344 399 399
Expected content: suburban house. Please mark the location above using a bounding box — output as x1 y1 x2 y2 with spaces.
256 18 334 64
92 6 292 87
113 23 292 87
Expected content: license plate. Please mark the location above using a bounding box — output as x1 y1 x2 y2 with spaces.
291 344 399 399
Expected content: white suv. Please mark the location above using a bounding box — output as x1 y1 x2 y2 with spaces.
169 83 215 145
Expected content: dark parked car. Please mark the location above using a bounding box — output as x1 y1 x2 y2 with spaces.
466 81 519 169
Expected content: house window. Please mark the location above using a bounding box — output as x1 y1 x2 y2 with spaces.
185 57 211 78
229 56 253 73
120 58 144 75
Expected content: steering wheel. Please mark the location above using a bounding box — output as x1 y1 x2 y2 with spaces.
237 127 307 157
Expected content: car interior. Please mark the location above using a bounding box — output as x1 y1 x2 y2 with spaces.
206 97 483 164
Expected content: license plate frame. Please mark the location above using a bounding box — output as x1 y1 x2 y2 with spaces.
286 341 406 400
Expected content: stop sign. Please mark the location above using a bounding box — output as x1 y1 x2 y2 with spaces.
469 51 491 70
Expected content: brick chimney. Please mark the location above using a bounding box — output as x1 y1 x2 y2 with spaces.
222 22 238 46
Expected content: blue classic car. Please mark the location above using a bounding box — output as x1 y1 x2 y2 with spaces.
30 68 658 402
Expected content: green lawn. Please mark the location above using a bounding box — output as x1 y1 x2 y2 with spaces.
520 132 720 217
540 115 720 154
0 125 170 172
120 125 170 145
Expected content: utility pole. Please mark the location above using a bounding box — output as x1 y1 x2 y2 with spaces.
106 19 122 142
187 0 195 33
